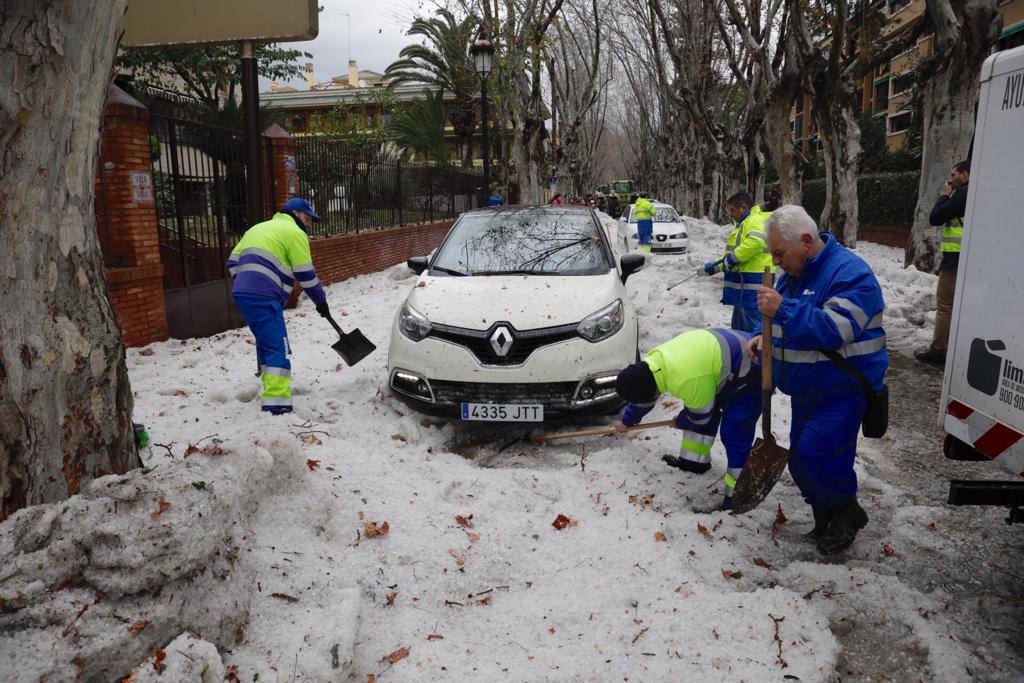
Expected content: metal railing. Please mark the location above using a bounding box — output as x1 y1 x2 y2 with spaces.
294 136 487 238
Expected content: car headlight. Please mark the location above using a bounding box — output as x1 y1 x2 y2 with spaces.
577 299 624 342
399 301 432 341
670 232 688 239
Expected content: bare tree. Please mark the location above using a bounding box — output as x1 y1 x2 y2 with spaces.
1 0 141 517
788 0 923 245
905 0 1001 270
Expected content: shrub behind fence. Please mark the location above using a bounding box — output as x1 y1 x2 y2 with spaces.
294 137 487 238
802 171 921 229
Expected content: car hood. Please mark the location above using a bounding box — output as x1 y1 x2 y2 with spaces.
407 271 623 329
652 221 685 235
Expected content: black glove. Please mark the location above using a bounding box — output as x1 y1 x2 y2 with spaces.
316 300 330 318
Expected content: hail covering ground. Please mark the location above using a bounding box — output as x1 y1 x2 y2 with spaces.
116 214 1018 681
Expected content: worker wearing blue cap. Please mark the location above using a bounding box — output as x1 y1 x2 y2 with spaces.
227 198 328 414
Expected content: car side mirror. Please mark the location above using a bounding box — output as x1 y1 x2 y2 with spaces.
407 256 429 275
620 253 645 284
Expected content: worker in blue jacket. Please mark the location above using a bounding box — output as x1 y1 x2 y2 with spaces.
747 205 888 555
227 198 328 415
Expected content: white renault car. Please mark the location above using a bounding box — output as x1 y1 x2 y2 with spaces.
617 201 689 253
388 206 645 421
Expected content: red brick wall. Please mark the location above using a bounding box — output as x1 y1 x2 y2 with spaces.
96 88 168 347
286 220 454 307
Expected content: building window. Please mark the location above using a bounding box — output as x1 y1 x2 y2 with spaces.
890 73 915 97
874 80 889 112
888 111 912 135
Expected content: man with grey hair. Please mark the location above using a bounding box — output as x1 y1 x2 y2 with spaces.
747 205 889 555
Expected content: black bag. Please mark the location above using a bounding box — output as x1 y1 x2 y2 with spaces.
821 349 889 438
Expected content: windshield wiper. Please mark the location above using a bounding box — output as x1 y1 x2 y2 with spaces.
475 269 553 276
430 265 468 276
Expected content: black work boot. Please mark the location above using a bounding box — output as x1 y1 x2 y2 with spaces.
816 499 869 555
914 347 946 368
662 455 712 474
805 505 834 542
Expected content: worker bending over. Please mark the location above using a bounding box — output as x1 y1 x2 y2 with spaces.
228 198 330 415
616 328 762 511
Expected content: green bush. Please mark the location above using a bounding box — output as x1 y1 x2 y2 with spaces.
801 171 920 228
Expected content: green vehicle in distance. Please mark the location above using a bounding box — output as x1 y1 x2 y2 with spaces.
611 180 635 210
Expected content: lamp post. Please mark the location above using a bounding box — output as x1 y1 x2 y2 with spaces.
470 27 495 205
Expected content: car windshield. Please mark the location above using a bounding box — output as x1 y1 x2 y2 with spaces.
612 181 634 194
431 210 611 276
629 207 679 223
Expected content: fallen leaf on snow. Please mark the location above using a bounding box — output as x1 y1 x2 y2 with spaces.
752 557 774 569
548 627 556 634
150 500 171 520
674 584 693 597
306 459 320 471
173 389 188 397
427 633 444 641
474 596 491 606
367 675 376 683
721 569 743 580
301 433 322 445
183 443 199 458
628 493 655 508
382 647 410 664
455 514 474 528
364 521 390 538
696 522 711 539
386 591 398 605
390 434 406 442
128 620 150 634
654 532 667 542
225 665 241 682
551 514 577 530
448 548 467 566
882 543 903 559
271 593 299 603
773 504 788 529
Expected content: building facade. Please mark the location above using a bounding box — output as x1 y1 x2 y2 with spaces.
791 0 1024 153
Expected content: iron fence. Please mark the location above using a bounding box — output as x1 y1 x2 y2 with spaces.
149 113 248 291
294 136 487 238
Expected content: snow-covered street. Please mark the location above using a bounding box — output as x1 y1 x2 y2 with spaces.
115 214 1023 682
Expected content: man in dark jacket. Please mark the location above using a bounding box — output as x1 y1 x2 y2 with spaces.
915 160 970 367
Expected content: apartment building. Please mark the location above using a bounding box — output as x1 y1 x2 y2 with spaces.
791 0 1024 153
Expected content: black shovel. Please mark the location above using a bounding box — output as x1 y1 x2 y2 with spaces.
324 311 376 366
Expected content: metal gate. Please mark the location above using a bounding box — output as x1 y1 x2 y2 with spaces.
150 114 249 338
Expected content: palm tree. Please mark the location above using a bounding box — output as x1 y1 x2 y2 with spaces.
389 90 450 163
385 9 478 168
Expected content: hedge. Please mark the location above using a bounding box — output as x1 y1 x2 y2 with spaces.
802 171 920 228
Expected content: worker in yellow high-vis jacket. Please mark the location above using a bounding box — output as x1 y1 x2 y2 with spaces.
227 198 329 415
915 160 969 368
701 192 774 332
633 193 656 252
615 328 762 511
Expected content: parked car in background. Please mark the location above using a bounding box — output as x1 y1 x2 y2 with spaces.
388 206 645 421
617 201 689 253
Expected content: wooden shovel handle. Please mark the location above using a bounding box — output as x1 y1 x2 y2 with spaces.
761 267 773 437
531 419 675 443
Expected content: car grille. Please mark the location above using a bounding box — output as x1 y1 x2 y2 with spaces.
428 321 579 366
430 380 579 408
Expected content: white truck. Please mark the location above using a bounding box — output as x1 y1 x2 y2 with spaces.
940 43 1024 524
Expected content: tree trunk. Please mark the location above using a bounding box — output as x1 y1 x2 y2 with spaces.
905 0 1001 270
765 92 803 205
816 104 861 246
0 0 140 518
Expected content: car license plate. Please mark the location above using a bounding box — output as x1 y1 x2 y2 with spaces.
461 403 544 422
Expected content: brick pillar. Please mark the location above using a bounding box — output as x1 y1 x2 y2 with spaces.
263 124 298 216
96 86 169 347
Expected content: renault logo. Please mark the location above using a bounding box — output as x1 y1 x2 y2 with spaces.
490 326 514 357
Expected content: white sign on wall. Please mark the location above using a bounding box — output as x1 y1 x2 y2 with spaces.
130 170 154 204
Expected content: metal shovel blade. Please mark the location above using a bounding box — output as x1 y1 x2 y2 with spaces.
730 435 789 513
331 328 376 366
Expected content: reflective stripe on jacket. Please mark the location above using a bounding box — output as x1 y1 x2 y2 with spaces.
722 205 775 307
227 213 326 306
770 233 889 397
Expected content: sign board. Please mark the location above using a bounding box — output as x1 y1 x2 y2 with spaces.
130 170 154 204
123 0 318 48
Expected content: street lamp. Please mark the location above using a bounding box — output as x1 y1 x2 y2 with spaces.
469 27 495 204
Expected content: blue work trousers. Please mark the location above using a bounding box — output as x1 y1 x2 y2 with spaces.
637 218 653 247
234 294 292 414
787 388 867 510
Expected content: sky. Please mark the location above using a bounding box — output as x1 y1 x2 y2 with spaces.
261 0 433 89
